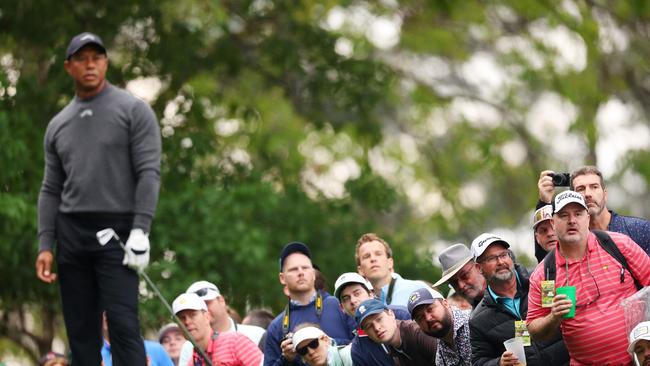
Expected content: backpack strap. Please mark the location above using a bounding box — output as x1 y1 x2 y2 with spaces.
543 248 556 282
592 230 642 290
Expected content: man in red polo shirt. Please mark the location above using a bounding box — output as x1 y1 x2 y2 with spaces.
172 293 262 366
527 190 650 365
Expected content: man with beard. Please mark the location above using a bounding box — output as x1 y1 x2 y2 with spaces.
527 191 650 365
432 244 486 308
469 233 569 366
408 287 472 366
536 167 650 255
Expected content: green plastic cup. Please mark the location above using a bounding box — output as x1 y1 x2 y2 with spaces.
556 286 576 319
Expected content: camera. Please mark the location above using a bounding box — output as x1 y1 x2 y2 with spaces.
550 172 571 187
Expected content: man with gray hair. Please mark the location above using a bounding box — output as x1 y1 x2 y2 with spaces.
432 243 486 308
470 233 568 366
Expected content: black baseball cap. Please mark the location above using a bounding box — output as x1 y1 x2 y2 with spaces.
279 242 311 271
66 32 106 59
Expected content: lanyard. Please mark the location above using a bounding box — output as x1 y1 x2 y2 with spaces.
193 332 218 366
282 291 323 337
385 277 397 305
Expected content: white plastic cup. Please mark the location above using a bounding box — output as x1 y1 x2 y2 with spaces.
503 337 527 365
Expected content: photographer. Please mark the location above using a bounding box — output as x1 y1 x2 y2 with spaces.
536 167 650 255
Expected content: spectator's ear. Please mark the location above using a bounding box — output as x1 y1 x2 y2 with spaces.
279 272 286 286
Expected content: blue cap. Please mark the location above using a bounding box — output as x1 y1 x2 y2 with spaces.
279 242 311 271
355 298 388 326
407 287 444 316
66 32 106 59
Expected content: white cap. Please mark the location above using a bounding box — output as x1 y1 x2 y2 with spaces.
628 321 650 355
292 326 325 351
186 280 221 301
471 233 510 260
172 293 208 315
532 205 553 229
553 190 587 214
334 272 373 300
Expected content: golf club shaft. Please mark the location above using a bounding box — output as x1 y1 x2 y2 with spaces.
111 234 214 366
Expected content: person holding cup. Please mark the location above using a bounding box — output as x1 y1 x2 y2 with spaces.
468 233 569 366
527 191 650 365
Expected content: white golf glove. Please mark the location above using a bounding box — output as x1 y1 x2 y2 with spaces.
123 228 150 272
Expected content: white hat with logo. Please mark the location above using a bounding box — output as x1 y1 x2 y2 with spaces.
471 233 510 260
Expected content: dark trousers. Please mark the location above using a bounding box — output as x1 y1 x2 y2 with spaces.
56 213 146 366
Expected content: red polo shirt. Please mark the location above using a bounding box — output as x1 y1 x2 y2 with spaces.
527 232 650 366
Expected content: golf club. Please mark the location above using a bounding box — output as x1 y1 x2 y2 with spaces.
96 228 213 366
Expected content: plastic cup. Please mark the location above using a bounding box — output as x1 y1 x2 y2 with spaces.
503 337 527 365
556 286 576 319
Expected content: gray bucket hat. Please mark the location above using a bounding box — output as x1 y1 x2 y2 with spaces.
432 243 473 288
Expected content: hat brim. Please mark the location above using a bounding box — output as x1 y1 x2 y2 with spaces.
358 308 387 326
334 280 370 300
432 255 472 288
628 335 650 354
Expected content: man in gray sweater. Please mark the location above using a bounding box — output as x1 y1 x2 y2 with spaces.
35 32 161 365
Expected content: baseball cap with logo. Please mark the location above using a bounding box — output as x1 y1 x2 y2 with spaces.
172 293 208 315
334 272 373 300
186 280 221 301
471 233 510 260
533 205 553 229
432 243 473 288
628 321 650 355
355 298 388 327
66 32 106 59
553 190 588 215
407 287 444 316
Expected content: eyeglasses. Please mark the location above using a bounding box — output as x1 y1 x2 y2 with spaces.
296 338 320 356
480 251 511 264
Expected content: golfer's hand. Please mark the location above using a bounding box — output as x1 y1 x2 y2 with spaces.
123 229 150 272
36 250 57 283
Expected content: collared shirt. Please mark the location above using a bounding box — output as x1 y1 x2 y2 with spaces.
609 210 650 255
179 317 266 366
436 308 472 366
379 273 428 307
527 231 650 365
189 331 262 366
487 271 523 319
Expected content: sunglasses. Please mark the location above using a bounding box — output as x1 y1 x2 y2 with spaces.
194 287 217 297
296 338 320 356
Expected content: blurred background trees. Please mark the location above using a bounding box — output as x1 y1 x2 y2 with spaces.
2 0 650 363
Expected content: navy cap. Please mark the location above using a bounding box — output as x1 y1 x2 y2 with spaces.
407 287 444 316
355 298 388 326
279 242 311 271
66 32 106 59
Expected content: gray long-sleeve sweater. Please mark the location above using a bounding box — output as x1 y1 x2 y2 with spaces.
38 83 161 251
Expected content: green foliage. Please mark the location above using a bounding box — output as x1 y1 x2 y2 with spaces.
3 0 650 362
